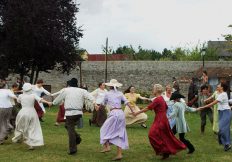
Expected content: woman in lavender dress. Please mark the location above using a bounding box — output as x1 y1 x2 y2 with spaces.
99 79 133 161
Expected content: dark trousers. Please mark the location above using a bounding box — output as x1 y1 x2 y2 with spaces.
200 109 213 133
179 133 195 152
91 105 107 127
172 125 195 152
65 115 82 153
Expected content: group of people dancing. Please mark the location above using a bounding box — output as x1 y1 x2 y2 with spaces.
0 74 232 161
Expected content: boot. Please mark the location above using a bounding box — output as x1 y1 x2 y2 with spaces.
201 125 205 134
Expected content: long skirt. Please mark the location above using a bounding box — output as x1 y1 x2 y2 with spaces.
12 107 44 146
100 109 129 149
91 105 107 127
0 108 13 142
34 101 44 118
218 110 231 146
56 104 65 123
213 105 219 133
149 112 186 155
124 105 147 125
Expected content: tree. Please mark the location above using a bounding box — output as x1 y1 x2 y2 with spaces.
114 45 136 59
0 0 83 83
136 46 161 60
161 48 173 60
223 24 232 42
223 24 232 56
0 55 8 79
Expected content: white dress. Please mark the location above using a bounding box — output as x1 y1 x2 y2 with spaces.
12 92 44 146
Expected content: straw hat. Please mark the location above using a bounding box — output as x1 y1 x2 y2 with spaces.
22 83 32 92
105 79 122 87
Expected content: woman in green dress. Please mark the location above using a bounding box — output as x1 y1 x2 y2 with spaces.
204 86 219 134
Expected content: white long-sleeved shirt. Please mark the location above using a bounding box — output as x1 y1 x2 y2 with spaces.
32 85 51 97
53 87 94 116
51 88 65 97
0 89 17 108
90 88 107 105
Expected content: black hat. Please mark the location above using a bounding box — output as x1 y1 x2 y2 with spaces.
170 92 185 100
68 78 78 87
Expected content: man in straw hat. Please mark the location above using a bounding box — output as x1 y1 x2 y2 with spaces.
52 78 95 155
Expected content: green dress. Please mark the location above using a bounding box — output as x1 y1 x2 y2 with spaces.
169 102 196 133
212 91 219 133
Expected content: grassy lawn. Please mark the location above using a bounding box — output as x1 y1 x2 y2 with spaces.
0 106 231 162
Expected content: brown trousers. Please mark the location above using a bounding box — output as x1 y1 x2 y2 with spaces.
65 115 82 153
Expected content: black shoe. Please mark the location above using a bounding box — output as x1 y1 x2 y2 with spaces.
76 136 82 145
68 151 77 155
187 148 195 154
224 144 231 151
39 118 44 122
89 119 92 126
161 153 169 160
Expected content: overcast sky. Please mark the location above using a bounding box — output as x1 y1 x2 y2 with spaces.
77 0 232 53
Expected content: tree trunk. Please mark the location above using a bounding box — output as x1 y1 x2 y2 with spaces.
34 68 40 84
79 62 82 87
30 63 35 84
19 72 24 90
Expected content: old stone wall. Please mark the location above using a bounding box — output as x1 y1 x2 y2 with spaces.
43 61 232 95
8 61 232 96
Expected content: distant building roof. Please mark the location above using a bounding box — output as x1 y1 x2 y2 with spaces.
208 41 232 57
87 54 130 61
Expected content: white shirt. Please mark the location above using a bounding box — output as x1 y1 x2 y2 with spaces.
0 89 16 108
10 90 16 106
53 87 94 116
91 88 107 105
32 85 51 97
51 88 65 97
217 92 231 111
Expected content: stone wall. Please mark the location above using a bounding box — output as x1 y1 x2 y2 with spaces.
8 61 232 96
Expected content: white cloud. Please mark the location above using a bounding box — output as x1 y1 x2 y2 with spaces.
77 0 232 53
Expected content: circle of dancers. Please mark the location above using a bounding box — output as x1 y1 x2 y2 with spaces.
0 74 232 161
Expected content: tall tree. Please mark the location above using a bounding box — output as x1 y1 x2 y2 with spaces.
0 0 83 83
114 45 136 59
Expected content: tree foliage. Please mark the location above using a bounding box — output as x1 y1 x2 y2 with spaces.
113 44 218 61
0 0 83 82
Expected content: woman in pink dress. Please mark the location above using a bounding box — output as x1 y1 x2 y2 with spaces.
99 79 134 161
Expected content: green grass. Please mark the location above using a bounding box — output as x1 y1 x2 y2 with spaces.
0 106 231 162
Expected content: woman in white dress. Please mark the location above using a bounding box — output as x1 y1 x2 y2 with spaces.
12 83 52 150
32 79 51 122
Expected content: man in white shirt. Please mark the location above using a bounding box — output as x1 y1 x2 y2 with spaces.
0 81 17 144
53 78 95 155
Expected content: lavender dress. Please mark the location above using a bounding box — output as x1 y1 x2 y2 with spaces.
100 90 129 149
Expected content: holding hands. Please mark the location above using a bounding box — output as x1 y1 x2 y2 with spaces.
47 102 53 107
95 104 100 111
